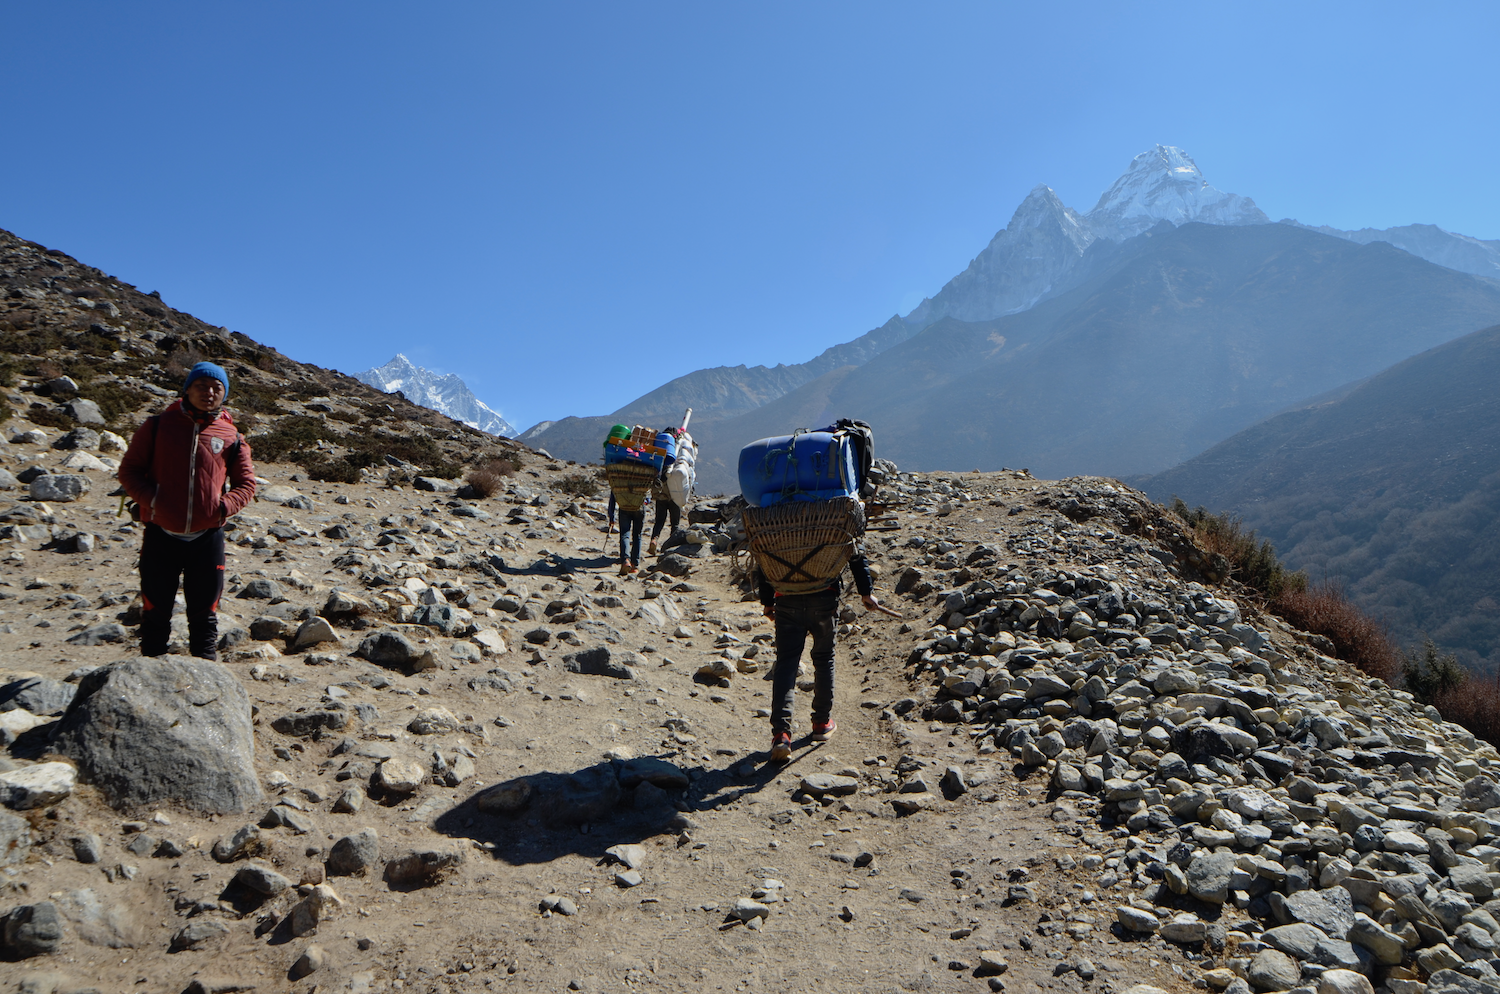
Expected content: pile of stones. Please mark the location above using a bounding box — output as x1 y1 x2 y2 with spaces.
887 477 1500 994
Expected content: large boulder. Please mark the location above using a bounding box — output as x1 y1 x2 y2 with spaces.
52 655 262 814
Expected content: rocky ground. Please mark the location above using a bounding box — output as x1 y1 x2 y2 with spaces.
3 226 1500 994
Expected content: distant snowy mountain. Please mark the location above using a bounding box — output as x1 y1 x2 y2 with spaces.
1282 220 1500 280
906 145 1269 325
353 354 517 437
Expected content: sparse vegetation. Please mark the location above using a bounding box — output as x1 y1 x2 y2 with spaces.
246 415 341 463
1171 498 1307 599
1272 580 1401 684
555 470 602 499
464 458 517 498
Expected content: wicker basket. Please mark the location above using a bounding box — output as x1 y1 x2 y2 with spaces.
741 496 865 594
606 460 659 511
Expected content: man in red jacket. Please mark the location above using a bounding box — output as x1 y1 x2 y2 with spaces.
118 362 257 659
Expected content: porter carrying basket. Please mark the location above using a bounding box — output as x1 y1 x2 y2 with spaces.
605 460 659 512
741 494 865 595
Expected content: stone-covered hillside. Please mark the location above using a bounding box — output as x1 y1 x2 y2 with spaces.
0 226 524 483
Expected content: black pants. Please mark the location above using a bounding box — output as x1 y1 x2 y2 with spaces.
651 498 681 541
770 591 838 736
617 508 644 565
140 523 225 659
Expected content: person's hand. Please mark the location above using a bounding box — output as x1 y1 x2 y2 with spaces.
862 594 880 612
763 603 775 621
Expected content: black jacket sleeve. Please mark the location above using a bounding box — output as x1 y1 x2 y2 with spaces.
847 552 873 597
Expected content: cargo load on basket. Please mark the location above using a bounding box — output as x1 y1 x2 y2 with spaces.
739 427 867 594
738 430 859 508
603 424 671 511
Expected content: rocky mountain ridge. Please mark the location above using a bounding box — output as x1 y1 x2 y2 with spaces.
354 354 517 439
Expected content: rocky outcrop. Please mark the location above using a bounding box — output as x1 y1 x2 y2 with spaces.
53 655 262 813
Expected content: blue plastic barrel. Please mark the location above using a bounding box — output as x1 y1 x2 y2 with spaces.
654 432 677 461
738 431 856 507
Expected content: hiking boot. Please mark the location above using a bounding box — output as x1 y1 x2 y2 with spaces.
770 732 792 762
647 540 658 556
811 720 836 742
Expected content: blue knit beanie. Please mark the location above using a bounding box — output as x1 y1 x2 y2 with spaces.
182 361 230 400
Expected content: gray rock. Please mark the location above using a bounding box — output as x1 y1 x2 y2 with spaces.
412 603 463 635
249 616 289 641
1451 863 1496 899
1428 970 1500 994
1281 887 1355 938
1 902 63 957
327 828 379 876
29 473 90 502
0 469 17 490
413 476 457 493
1116 906 1159 933
562 646 637 680
70 833 101 864
270 708 349 737
1461 775 1500 812
1263 922 1328 959
53 656 261 814
1187 851 1238 904
1348 911 1406 964
65 623 128 646
237 579 282 600
1317 970 1374 994
374 758 426 795
605 843 646 870
800 774 859 796
0 762 75 810
1246 948 1299 991
407 707 459 735
234 863 292 896
63 399 105 424
290 617 338 651
384 849 462 888
356 631 437 672
52 427 100 450
1159 915 1208 943
291 943 327 979
53 887 138 948
0 677 75 716
170 919 229 951
212 823 264 862
617 757 689 790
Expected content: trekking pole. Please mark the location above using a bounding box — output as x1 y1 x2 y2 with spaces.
868 603 904 619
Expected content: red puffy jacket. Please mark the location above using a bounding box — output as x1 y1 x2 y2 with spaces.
118 400 257 534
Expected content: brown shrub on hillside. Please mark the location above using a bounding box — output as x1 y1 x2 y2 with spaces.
1272 580 1401 684
465 458 517 498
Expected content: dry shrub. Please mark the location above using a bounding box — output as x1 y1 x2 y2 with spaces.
1172 498 1306 599
555 471 602 499
1433 676 1500 745
1272 580 1401 683
465 458 516 498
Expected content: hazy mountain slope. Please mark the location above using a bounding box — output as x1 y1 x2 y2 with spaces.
1287 220 1500 280
1140 323 1500 671
354 353 517 437
722 222 1500 483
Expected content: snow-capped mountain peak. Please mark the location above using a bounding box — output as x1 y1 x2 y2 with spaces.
1084 144 1268 240
353 354 517 438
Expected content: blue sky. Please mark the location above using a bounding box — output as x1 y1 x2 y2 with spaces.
3 3 1497 430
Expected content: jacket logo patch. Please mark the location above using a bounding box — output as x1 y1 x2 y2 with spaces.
210 437 225 454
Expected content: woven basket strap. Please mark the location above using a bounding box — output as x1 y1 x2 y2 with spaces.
761 543 832 583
